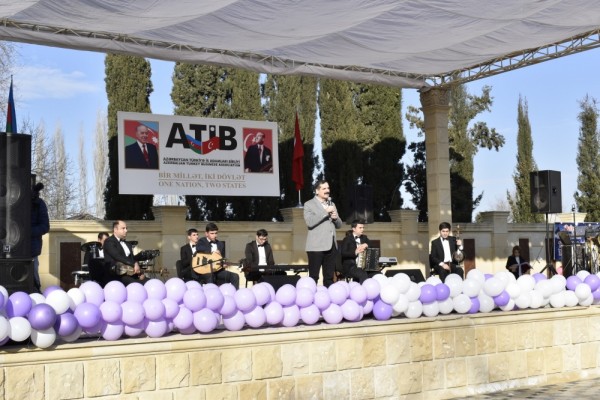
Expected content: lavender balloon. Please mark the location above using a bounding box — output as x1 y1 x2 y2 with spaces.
6 291 33 318
101 322 125 341
223 310 245 331
493 290 510 307
54 312 79 337
193 308 218 333
322 303 343 324
314 291 331 311
372 299 393 321
204 288 225 312
74 302 101 329
100 301 123 324
295 287 314 308
28 303 57 330
282 305 300 327
435 284 450 301
299 304 320 325
103 281 127 304
419 284 436 304
468 297 480 314
566 275 582 291
264 301 284 325
584 274 600 292
234 288 257 312
244 305 267 328
145 319 169 338
183 288 207 312
275 284 297 307
219 295 237 319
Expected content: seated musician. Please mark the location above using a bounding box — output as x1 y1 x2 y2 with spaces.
243 229 285 283
179 228 201 282
429 222 464 282
506 245 531 279
192 223 240 289
103 220 148 285
84 231 110 286
340 219 370 283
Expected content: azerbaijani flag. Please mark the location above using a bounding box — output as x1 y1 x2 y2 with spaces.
292 112 304 191
5 76 16 133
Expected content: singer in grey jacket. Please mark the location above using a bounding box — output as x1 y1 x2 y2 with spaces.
304 180 342 287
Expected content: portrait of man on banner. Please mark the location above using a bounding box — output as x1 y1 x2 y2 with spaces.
243 128 273 173
124 120 160 170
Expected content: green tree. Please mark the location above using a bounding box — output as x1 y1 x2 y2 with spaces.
104 54 154 220
575 95 600 221
508 96 543 223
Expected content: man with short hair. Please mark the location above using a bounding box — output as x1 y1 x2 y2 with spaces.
125 124 159 169
429 222 464 282
194 222 240 289
340 220 370 283
179 228 200 282
244 228 279 284
85 231 111 286
244 131 273 172
103 220 147 285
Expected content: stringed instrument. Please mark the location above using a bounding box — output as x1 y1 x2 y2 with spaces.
115 262 146 276
192 252 227 275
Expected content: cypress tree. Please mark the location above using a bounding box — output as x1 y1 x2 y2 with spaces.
575 95 600 221
104 54 154 220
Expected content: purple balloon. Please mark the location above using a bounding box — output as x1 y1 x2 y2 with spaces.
28 303 57 330
251 283 271 306
42 285 62 298
165 278 187 303
295 287 314 308
124 321 145 337
185 280 202 290
100 301 123 323
314 290 331 311
223 310 245 331
204 288 225 312
322 303 343 324
593 287 600 301
299 304 320 325
341 299 361 322
419 284 437 304
362 299 374 315
101 321 125 341
143 298 166 321
235 288 257 312
103 281 127 304
468 297 480 314
126 282 148 303
79 281 105 306
532 273 547 283
328 283 348 305
566 275 583 291
173 307 193 330
145 318 169 338
121 300 145 325
54 312 79 337
282 305 300 327
296 277 317 293
162 298 180 319
219 295 237 319
264 301 284 325
218 283 237 297
244 305 266 328
74 302 101 329
275 284 297 307
84 320 103 335
145 279 167 300
372 299 393 321
484 273 494 280
493 290 510 307
193 308 218 333
183 288 207 312
584 275 600 292
349 285 368 305
362 278 381 300
6 291 33 318
435 284 451 301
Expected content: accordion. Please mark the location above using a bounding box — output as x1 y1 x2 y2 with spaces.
357 248 381 271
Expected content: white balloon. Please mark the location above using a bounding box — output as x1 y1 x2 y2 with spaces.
372 274 388 286
31 327 57 349
529 290 544 309
535 280 553 298
422 301 439 317
483 278 505 297
515 292 531 309
445 277 464 298
67 288 86 311
453 294 471 314
505 282 522 300
579 293 594 307
576 270 591 281
0 316 9 340
379 283 400 305
406 282 421 302
46 290 71 314
549 292 566 308
517 275 536 292
478 293 495 313
438 298 454 314
575 283 592 301
29 293 46 306
8 317 32 342
564 290 579 307
404 301 423 319
494 271 512 288
462 279 482 298
499 299 515 311
391 273 411 294
426 276 442 285
550 275 567 293
0 286 8 308
541 297 551 307
467 269 485 284
392 294 409 314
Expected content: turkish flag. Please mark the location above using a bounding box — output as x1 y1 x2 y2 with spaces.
292 112 304 191
202 136 220 154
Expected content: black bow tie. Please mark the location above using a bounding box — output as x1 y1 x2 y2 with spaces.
120 239 126 243
258 244 265 247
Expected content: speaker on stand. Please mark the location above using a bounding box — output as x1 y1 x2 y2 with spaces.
0 133 34 294
530 170 562 277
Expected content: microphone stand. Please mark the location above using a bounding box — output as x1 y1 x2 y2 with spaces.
540 212 557 277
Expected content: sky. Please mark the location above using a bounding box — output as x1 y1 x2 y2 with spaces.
9 43 600 217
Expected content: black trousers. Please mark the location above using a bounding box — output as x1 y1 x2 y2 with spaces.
433 263 464 282
307 239 337 287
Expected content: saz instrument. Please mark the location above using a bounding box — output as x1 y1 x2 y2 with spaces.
115 262 146 276
452 224 465 264
192 252 228 275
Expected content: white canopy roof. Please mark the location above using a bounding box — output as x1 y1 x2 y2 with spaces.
1 0 599 88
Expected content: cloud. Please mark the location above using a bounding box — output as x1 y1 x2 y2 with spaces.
14 65 101 101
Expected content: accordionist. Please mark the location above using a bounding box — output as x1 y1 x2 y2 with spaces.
340 219 372 283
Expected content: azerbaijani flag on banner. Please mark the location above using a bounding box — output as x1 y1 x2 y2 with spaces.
292 112 304 191
5 76 16 133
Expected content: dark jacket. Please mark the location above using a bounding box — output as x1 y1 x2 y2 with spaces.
244 241 275 270
340 233 370 274
31 197 50 257
103 235 135 267
125 142 159 169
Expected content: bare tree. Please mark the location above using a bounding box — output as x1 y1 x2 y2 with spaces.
93 109 108 218
78 127 89 214
0 42 16 121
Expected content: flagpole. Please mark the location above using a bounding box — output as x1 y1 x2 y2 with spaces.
296 190 302 208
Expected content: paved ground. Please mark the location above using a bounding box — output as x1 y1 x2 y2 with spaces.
449 377 598 399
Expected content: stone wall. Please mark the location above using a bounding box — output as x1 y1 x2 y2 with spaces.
2 307 600 399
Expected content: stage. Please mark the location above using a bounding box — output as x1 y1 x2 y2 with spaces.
2 306 600 399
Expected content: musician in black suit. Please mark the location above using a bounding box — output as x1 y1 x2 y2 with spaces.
244 228 285 284
103 220 147 285
244 131 272 173
193 223 240 289
84 232 111 286
429 222 464 282
125 124 159 169
340 220 370 283
179 228 200 283
506 245 531 279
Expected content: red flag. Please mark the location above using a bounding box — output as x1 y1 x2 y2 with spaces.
292 112 304 191
202 136 220 154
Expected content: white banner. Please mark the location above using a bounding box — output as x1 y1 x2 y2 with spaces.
118 112 280 196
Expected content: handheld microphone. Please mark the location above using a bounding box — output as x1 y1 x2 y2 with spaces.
327 197 332 206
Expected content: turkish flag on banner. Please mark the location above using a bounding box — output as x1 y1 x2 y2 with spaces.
202 136 220 154
292 112 304 191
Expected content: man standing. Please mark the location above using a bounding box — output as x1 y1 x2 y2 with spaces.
244 131 272 172
103 220 147 285
125 124 159 169
304 180 342 287
429 222 464 282
31 181 49 292
194 223 240 289
340 219 370 283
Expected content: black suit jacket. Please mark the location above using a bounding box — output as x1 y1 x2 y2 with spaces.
244 143 272 172
340 234 370 273
506 255 530 278
180 243 196 271
244 241 275 270
125 142 159 169
429 236 459 269
196 237 226 258
103 235 135 267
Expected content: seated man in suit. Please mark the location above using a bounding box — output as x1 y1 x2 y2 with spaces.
84 231 111 286
193 222 240 289
243 228 285 284
506 245 531 279
429 221 464 282
179 228 201 283
103 220 148 285
340 219 370 283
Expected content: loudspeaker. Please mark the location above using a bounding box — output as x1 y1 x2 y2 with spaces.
385 268 425 283
346 184 374 224
0 259 34 294
530 170 562 214
0 133 32 258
